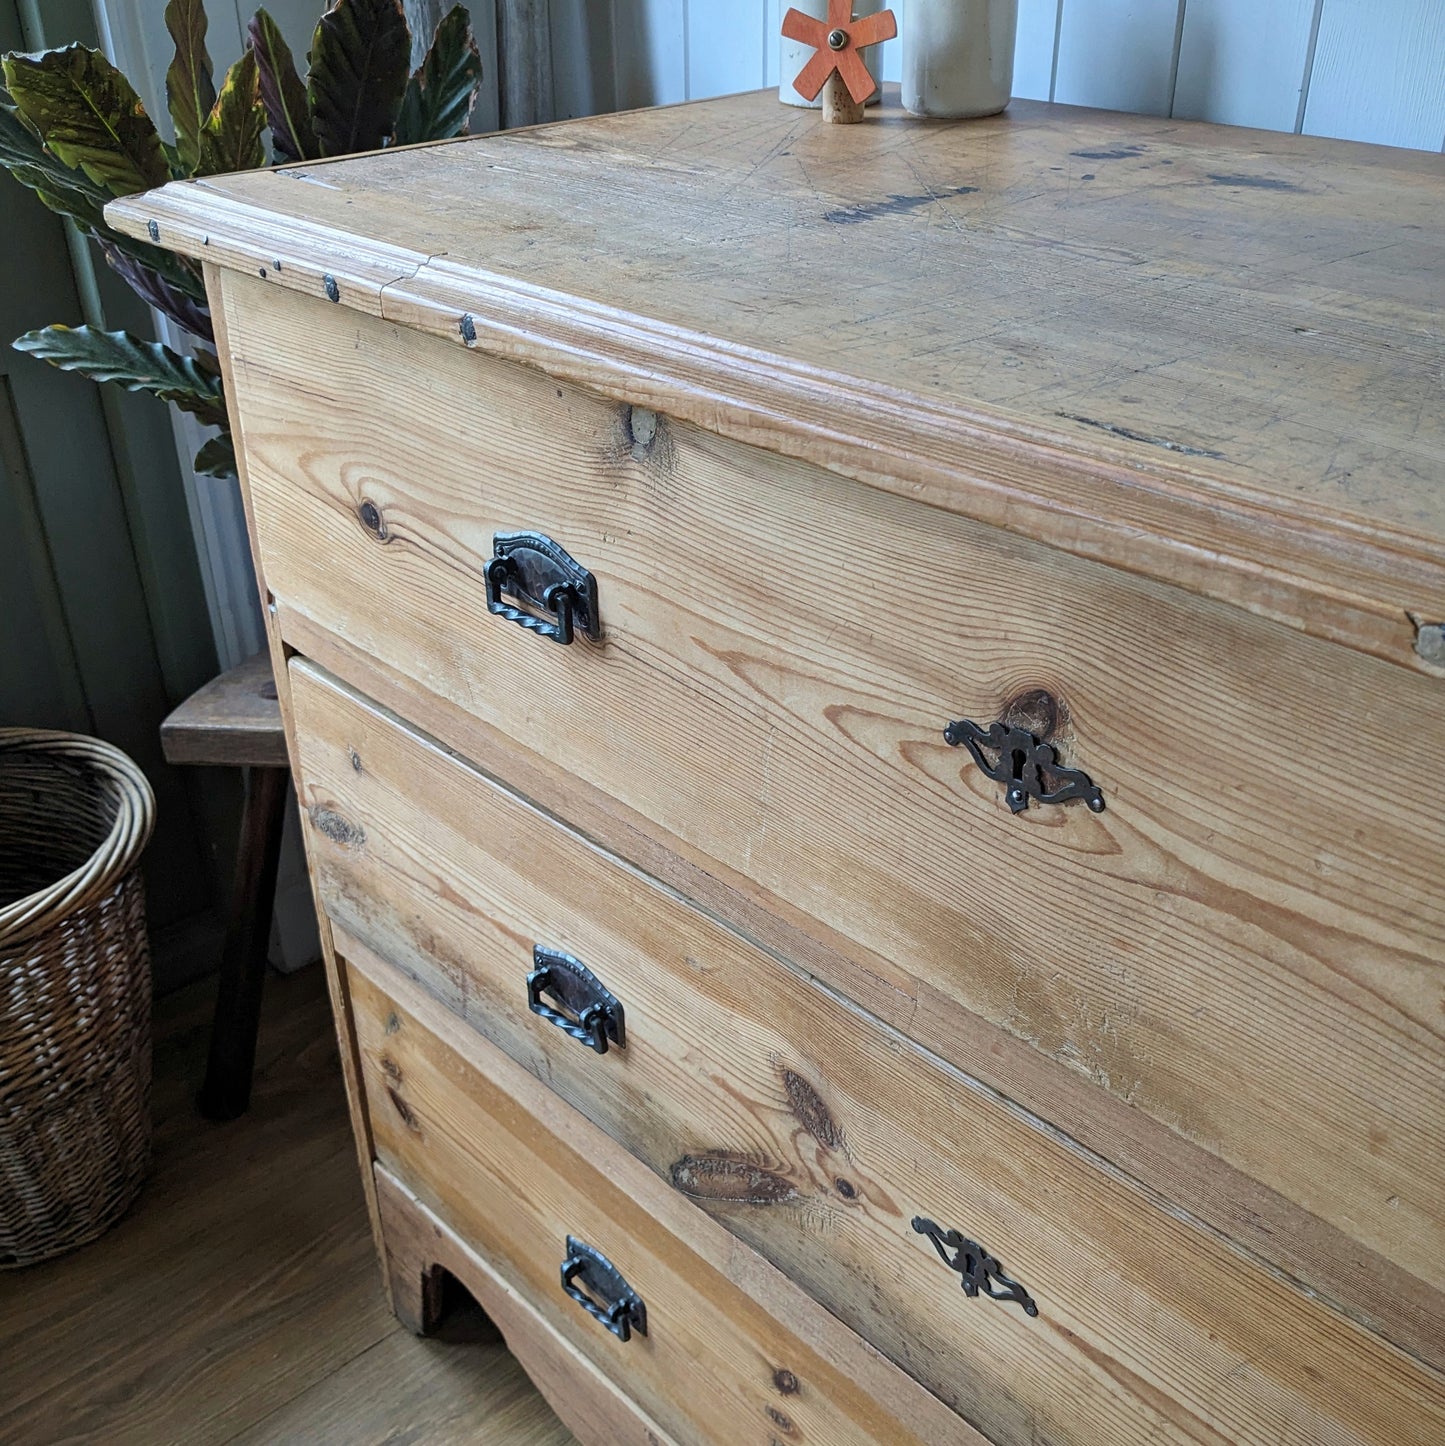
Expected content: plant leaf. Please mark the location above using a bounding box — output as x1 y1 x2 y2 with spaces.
0 88 205 302
307 0 410 157
13 324 227 428
0 98 109 229
164 0 215 175
249 8 319 163
3 44 169 196
100 226 209 304
98 239 213 342
193 433 236 478
197 48 265 176
394 5 481 145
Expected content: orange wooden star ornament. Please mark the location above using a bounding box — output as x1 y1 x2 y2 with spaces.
782 1 898 115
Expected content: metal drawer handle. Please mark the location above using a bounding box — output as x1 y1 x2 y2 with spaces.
561 1237 647 1341
485 531 600 646
527 946 626 1055
944 718 1104 814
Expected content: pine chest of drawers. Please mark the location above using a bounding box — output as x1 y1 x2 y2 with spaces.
112 91 1445 1444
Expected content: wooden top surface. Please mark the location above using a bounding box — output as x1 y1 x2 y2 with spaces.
160 650 287 767
110 91 1445 672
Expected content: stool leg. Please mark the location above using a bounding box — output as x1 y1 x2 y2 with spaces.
198 765 290 1121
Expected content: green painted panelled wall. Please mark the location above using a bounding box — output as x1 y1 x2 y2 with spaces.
1 0 233 984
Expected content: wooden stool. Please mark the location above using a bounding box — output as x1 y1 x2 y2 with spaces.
161 652 290 1121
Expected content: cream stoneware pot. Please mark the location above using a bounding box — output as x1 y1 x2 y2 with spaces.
902 0 1018 118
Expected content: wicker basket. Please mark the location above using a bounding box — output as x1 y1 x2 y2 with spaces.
0 729 156 1268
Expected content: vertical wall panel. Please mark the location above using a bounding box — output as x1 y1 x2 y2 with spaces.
765 0 782 88
1052 0 1183 114
687 0 767 99
880 33 901 84
552 0 619 118
1304 0 1445 150
611 0 688 106
470 0 502 134
1173 0 1316 131
1014 0 1060 100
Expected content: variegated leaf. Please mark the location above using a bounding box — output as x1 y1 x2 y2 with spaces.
164 0 215 175
249 8 319 163
394 5 482 145
3 44 169 196
13 325 228 429
197 48 265 177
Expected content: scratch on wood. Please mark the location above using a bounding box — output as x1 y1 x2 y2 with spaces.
1070 145 1146 161
1207 173 1303 192
1058 413 1227 461
825 186 978 224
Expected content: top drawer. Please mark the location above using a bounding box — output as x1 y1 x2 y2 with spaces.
217 270 1445 1298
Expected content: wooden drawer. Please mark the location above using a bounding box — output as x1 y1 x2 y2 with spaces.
373 1166 679 1446
345 947 971 1446
221 269 1445 1301
295 660 1445 1446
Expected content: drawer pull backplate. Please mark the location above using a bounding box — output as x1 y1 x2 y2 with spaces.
528 945 626 1054
944 718 1105 814
485 531 600 645
912 1216 1039 1316
561 1237 647 1341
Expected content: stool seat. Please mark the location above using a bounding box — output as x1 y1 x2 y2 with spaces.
161 651 287 769
162 651 294 1121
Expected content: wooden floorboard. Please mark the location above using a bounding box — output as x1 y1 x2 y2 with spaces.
0 965 575 1445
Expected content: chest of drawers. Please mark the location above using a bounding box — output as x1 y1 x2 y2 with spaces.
111 91 1445 1444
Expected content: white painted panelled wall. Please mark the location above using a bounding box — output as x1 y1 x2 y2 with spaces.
567 0 1445 152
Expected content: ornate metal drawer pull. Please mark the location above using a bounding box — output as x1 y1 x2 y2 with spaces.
944 718 1104 814
485 531 600 646
527 946 626 1055
561 1237 647 1341
912 1217 1038 1316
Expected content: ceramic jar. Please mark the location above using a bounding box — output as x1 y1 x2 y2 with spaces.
902 0 1018 118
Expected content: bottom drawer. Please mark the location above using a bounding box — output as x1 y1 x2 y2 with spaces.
346 939 972 1446
374 1165 674 1445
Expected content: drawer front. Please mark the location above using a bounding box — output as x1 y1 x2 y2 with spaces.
345 949 970 1446
221 269 1445 1295
374 1166 679 1446
294 660 1445 1446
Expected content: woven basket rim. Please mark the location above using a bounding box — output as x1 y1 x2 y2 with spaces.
0 729 156 949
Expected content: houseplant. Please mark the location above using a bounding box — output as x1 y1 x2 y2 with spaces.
0 0 482 481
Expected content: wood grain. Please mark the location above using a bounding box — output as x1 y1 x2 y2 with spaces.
278 596 1445 1377
106 92 1445 673
374 1168 671 1446
206 260 391 1294
228 1323 576 1446
292 662 1445 1446
0 966 574 1446
159 650 287 768
0 971 385 1445
346 951 978 1446
218 273 1445 1304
